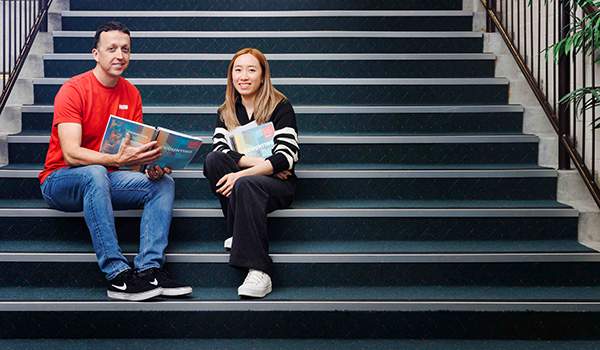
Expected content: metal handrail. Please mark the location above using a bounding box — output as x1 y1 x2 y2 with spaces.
481 0 600 208
1 0 52 115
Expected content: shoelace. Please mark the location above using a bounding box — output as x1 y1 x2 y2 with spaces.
120 270 147 287
243 270 264 285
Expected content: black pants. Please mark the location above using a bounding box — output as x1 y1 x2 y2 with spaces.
203 151 296 275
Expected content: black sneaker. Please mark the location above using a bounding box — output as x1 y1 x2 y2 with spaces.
137 267 193 296
107 269 163 301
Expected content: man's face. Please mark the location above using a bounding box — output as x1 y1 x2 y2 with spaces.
92 30 130 78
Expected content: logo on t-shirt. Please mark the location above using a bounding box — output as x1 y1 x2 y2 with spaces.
119 105 129 110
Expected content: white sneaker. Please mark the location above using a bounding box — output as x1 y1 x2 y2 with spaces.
224 236 233 250
238 269 272 298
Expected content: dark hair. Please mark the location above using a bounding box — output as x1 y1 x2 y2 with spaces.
93 21 130 50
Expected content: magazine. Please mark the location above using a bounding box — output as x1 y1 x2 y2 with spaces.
100 115 203 171
227 121 275 159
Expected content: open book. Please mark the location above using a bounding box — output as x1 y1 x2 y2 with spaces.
100 115 203 171
227 121 275 159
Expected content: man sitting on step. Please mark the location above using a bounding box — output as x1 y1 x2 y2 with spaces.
38 21 192 301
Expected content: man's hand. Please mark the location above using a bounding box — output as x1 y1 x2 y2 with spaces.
115 133 162 167
145 164 172 181
58 123 161 168
216 172 243 198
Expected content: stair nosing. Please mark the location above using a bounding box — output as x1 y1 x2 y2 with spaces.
0 168 559 179
20 104 525 114
60 10 474 18
6 134 540 144
0 207 579 218
0 251 597 264
52 30 483 38
44 52 496 60
1 300 600 312
32 77 509 85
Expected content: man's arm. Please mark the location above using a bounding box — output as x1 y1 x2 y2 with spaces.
58 122 162 168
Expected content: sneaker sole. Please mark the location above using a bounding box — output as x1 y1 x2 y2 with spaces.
162 286 193 297
238 283 272 298
107 287 163 301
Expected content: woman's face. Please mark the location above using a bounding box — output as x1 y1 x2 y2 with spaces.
232 53 263 101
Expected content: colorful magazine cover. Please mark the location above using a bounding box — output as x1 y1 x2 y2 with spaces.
100 115 202 170
100 115 156 154
229 121 275 159
148 128 203 170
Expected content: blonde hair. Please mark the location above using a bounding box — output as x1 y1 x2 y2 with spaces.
218 48 286 130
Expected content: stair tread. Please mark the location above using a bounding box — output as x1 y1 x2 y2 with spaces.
53 30 483 37
7 132 538 141
0 163 552 172
61 10 474 16
69 0 461 11
0 339 596 350
0 239 591 254
0 198 572 210
46 52 495 59
21 104 525 112
2 286 600 301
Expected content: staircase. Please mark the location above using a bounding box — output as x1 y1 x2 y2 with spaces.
1 0 600 348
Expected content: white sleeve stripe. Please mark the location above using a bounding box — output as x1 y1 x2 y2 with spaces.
214 127 228 136
275 137 299 147
213 140 229 147
214 146 230 154
274 127 298 138
274 144 299 163
277 139 299 152
274 135 298 142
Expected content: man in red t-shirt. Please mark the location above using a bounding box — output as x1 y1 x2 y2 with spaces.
39 22 191 301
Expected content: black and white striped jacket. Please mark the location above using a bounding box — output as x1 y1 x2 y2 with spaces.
211 99 300 174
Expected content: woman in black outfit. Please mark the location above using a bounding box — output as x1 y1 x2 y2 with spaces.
203 48 299 298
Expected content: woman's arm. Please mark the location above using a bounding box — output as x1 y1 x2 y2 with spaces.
215 158 274 197
265 100 300 174
211 114 244 163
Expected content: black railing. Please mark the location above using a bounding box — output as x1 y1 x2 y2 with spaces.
482 0 600 208
1 0 52 115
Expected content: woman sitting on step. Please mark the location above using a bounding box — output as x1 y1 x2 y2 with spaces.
203 48 300 298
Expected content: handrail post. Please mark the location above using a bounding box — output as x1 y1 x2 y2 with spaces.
39 0 48 32
486 0 497 32
558 0 571 170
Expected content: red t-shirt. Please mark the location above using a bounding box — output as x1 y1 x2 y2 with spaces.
39 70 143 184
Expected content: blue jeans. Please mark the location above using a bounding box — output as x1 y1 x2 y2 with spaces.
41 165 175 280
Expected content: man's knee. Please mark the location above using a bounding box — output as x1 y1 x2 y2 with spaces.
81 165 110 188
151 173 175 195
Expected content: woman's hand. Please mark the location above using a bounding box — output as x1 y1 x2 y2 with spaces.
216 172 243 197
274 170 291 180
